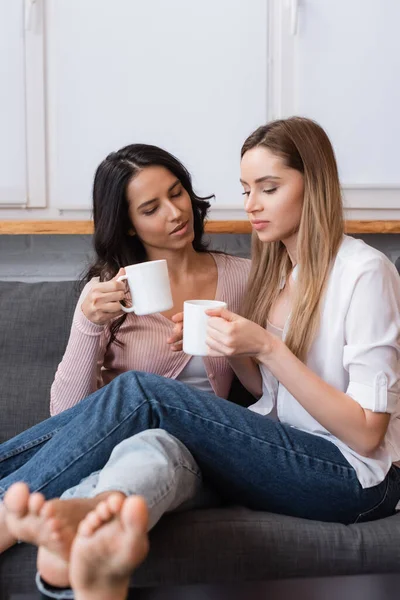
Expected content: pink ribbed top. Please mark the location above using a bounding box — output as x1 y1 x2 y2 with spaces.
50 253 251 415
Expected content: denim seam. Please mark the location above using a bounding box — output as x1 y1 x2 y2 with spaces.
354 472 391 523
146 462 202 509
154 399 354 476
95 462 202 506
0 431 60 462
28 399 150 495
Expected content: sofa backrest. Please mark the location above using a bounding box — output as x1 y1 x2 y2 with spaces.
0 281 79 441
1 254 399 443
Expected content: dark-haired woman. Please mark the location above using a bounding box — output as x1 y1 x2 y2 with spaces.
51 143 252 415
0 144 252 558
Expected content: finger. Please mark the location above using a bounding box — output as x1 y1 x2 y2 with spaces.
167 333 183 345
92 290 126 304
207 349 226 357
205 336 233 357
206 325 230 345
171 312 184 323
170 342 183 352
207 316 233 334
96 302 125 314
205 308 235 321
94 280 126 293
166 323 183 343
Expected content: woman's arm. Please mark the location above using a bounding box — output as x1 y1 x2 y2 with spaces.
51 272 127 415
168 312 262 398
50 282 108 416
258 340 390 457
206 258 400 458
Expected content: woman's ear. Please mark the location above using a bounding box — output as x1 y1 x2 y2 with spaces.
128 228 136 237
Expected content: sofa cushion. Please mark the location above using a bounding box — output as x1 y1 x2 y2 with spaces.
1 506 400 597
0 281 79 441
134 507 400 584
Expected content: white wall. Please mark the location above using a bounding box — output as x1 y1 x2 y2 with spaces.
0 0 27 205
2 0 400 220
268 0 400 219
295 0 400 187
1 0 266 221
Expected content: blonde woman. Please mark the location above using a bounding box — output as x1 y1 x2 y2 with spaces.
5 117 400 594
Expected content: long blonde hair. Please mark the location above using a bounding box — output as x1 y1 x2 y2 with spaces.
241 117 344 361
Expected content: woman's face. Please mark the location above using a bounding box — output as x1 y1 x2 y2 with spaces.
240 146 304 244
127 166 194 252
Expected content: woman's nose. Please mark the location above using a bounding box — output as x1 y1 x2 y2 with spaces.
167 200 182 219
244 191 260 213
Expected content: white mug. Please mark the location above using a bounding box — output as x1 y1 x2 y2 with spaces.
183 300 227 356
117 259 173 316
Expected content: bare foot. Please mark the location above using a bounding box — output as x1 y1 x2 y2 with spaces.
0 502 18 553
3 483 51 548
70 494 149 600
36 492 125 588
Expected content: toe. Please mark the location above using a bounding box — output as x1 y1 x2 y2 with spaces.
40 499 57 520
121 496 149 533
4 482 31 517
29 492 46 516
96 501 112 522
77 510 97 537
107 493 126 515
87 510 102 531
47 516 63 534
76 518 93 537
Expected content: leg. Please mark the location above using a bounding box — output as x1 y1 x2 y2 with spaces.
2 371 397 523
0 373 220 501
93 429 217 528
0 397 96 480
8 429 216 587
70 494 149 600
0 399 98 552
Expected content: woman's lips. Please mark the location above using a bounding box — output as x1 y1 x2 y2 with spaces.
170 221 189 235
251 220 270 231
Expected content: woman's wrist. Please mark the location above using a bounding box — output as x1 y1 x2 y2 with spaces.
256 331 283 366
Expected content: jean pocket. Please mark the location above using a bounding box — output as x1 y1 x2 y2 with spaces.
355 472 392 524
0 430 60 462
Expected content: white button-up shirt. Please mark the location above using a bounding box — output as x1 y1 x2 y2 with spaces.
249 235 400 488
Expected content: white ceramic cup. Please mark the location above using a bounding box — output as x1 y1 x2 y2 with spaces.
183 300 227 356
117 259 173 316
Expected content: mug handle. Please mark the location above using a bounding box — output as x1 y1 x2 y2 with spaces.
116 275 136 313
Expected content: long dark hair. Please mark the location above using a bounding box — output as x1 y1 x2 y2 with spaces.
83 143 214 345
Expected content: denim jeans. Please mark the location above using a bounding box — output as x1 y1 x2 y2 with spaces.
1 371 399 525
61 429 221 530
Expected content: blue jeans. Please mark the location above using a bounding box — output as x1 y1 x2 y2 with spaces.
60 429 221 530
1 371 399 524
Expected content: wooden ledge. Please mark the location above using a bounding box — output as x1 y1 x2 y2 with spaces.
0 220 400 235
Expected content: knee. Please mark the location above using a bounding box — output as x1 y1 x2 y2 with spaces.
117 371 163 389
133 430 198 470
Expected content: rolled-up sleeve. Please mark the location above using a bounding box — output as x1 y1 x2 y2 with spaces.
343 258 400 413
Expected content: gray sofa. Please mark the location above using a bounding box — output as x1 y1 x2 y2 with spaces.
1 267 400 596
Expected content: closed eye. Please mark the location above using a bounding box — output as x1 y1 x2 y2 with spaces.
263 188 278 194
143 207 157 216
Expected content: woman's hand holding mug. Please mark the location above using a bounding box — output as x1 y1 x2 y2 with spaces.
167 312 184 352
205 307 277 360
81 269 126 325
